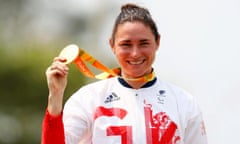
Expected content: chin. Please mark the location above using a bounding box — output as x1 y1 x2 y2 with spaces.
126 71 147 78
122 65 151 77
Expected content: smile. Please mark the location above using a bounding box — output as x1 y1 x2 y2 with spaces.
128 60 145 65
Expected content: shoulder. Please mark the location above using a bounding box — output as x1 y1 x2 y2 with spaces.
156 79 201 117
80 77 118 93
63 78 118 117
157 79 193 100
67 77 118 101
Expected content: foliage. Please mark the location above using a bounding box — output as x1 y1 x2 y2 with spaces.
0 0 117 143
0 43 87 144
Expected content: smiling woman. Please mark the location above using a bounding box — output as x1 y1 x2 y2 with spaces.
42 3 208 144
110 21 159 88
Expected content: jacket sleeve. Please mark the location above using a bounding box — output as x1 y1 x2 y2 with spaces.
184 112 208 144
41 109 65 144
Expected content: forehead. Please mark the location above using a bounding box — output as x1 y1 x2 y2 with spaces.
114 21 155 42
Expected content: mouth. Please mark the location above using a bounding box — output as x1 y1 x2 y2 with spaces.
127 60 145 65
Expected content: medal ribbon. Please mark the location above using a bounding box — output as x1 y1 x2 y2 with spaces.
73 48 155 82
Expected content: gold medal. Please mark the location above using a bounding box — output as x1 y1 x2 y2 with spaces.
58 44 155 82
59 44 79 64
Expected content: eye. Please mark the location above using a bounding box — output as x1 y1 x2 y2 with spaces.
139 39 150 46
119 43 132 48
140 41 150 47
141 42 149 45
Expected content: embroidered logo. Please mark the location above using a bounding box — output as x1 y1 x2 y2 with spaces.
104 92 120 104
157 90 166 104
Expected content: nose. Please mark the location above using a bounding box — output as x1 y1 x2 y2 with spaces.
131 46 141 58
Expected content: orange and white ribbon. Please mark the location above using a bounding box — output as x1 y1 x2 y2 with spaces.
59 44 155 82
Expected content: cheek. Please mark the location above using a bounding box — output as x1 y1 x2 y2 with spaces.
146 50 157 64
144 48 156 57
115 51 130 66
114 48 128 58
115 52 126 62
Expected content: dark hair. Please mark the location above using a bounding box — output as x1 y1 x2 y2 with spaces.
111 3 160 44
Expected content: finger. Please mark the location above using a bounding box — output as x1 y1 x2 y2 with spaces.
50 65 68 76
47 63 69 76
52 69 68 77
52 60 69 70
47 69 68 79
53 56 67 63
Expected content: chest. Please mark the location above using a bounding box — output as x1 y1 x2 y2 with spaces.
90 88 182 144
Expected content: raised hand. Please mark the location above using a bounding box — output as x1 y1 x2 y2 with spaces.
46 57 69 116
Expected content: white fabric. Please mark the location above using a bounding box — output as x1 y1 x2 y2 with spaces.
63 77 208 144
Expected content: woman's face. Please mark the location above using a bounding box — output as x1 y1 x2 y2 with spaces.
110 21 160 79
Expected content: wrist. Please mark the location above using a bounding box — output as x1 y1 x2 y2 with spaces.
47 94 64 116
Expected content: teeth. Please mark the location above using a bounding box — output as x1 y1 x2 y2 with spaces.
129 60 144 65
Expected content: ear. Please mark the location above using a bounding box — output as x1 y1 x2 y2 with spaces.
109 38 115 54
156 34 161 50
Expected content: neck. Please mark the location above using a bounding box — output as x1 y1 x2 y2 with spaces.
118 76 157 89
121 69 155 89
124 80 147 89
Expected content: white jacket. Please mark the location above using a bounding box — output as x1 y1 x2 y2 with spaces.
63 77 208 144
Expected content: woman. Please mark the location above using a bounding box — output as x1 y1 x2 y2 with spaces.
42 3 208 144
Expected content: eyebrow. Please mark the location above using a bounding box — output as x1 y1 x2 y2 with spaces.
140 39 149 42
118 40 131 44
119 39 150 43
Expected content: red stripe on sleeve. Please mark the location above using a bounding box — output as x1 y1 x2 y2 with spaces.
41 109 65 144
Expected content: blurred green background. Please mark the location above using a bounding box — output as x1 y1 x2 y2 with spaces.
0 0 118 143
1 0 240 144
